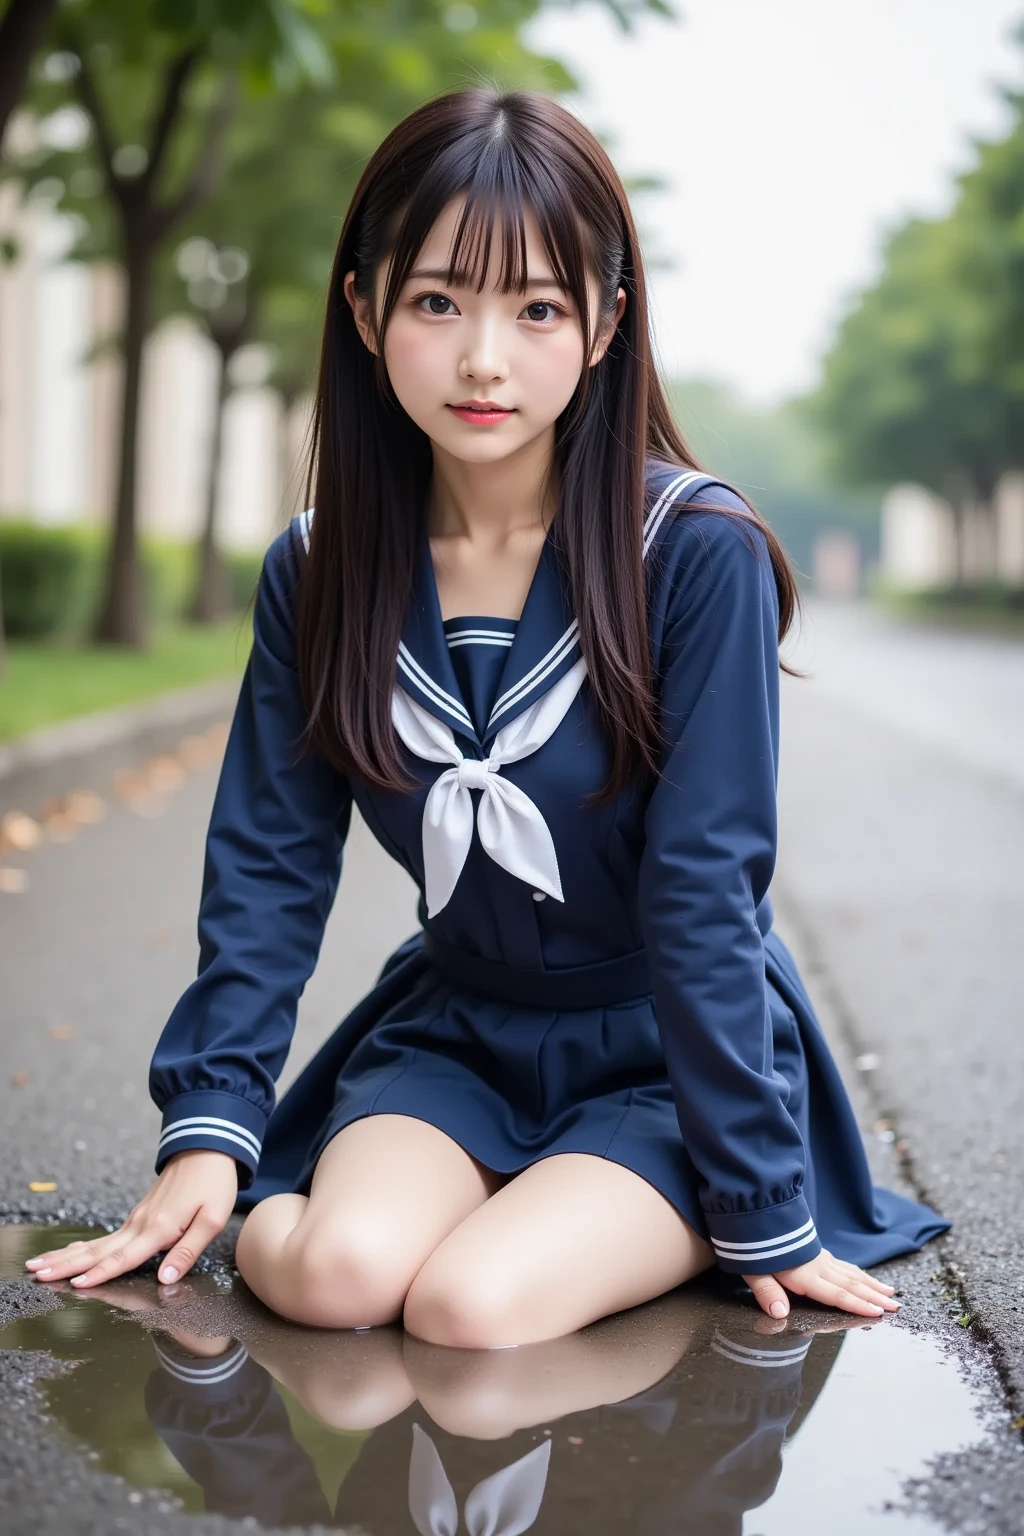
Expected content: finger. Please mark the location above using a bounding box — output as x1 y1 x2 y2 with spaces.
157 1211 220 1284
840 1279 900 1311
743 1275 791 1319
67 1229 171 1289
28 1229 138 1282
832 1263 897 1299
25 1238 95 1270
832 1257 894 1289
810 1281 889 1319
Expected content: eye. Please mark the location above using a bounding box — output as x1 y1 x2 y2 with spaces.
414 292 459 316
521 300 564 324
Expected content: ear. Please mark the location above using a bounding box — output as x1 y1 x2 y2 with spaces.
343 268 379 356
588 286 627 367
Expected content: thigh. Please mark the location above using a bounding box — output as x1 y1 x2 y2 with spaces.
403 1152 716 1349
238 1114 506 1329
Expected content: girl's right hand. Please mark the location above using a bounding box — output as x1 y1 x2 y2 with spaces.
24 1149 238 1289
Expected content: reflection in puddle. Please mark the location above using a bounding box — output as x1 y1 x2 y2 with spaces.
1 1225 986 1533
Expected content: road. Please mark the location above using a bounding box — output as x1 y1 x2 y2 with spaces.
0 598 1022 1532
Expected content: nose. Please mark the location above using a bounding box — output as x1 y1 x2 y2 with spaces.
458 312 510 386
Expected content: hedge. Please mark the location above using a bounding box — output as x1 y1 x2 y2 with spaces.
0 520 265 638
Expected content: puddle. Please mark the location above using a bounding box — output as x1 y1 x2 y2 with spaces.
1 1225 990 1532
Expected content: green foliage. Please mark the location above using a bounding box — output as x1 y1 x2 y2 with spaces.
0 521 92 637
804 38 1024 512
670 378 882 577
0 617 249 740
0 519 261 637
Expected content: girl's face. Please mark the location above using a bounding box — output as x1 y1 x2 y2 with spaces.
345 197 626 467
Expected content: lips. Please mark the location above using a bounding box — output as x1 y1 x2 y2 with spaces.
450 401 512 411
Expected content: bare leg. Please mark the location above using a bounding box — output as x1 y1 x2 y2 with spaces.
403 1153 716 1350
246 1324 416 1431
234 1114 505 1329
403 1290 703 1439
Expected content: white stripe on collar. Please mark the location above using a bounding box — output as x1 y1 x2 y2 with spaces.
397 641 475 730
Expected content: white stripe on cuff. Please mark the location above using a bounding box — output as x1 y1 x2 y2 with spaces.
154 1341 249 1385
712 1232 820 1265
158 1121 262 1162
711 1216 817 1255
711 1332 812 1368
158 1114 262 1158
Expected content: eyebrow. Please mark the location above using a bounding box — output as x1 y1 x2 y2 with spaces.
406 267 567 289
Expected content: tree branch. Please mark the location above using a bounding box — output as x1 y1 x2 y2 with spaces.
0 0 60 153
159 71 238 234
146 46 201 189
67 34 120 193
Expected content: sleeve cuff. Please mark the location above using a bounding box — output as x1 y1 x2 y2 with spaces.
151 1338 254 1401
705 1193 822 1275
155 1091 267 1188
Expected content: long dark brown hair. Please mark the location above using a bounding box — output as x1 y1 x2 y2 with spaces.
298 87 801 802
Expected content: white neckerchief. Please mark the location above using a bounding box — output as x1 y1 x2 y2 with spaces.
408 1422 552 1536
391 657 587 917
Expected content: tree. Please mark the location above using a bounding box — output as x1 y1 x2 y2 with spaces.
0 0 62 679
4 0 332 644
6 0 674 642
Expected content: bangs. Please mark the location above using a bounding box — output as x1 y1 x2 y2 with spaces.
377 133 598 349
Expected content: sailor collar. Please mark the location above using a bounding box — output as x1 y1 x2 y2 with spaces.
297 469 716 916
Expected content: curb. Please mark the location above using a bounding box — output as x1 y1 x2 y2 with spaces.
0 676 241 784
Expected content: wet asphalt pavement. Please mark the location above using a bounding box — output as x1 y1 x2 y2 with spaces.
1 599 1023 1533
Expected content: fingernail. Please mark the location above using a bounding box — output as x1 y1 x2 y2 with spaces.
70 1276 86 1286
770 1300 788 1318
159 1267 179 1285
25 1258 42 1269
35 1267 53 1278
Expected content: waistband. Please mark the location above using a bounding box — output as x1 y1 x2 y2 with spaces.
422 931 652 1009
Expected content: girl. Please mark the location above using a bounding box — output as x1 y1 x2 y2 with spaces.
27 87 950 1344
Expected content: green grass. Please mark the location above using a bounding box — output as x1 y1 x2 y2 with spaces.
875 590 1024 635
0 618 252 741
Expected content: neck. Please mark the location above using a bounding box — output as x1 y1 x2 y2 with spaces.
427 428 557 543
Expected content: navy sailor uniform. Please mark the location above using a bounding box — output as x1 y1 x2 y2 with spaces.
149 461 951 1276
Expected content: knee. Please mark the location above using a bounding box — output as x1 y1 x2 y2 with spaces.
403 1259 524 1350
242 1213 411 1330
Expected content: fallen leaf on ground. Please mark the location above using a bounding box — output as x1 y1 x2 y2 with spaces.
43 811 78 842
112 768 145 801
177 734 218 770
144 754 186 793
128 792 170 818
48 1024 76 1041
0 867 29 893
1 812 42 850
66 791 107 825
28 1181 57 1193
10 1071 30 1088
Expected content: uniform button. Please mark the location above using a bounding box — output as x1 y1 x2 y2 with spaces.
532 891 546 901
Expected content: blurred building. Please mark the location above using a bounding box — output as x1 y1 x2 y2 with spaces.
0 186 307 550
881 480 1024 589
812 530 861 598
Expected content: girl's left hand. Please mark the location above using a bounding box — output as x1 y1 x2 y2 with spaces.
742 1246 900 1320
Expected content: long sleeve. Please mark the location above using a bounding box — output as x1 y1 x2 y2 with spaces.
638 504 822 1275
149 521 353 1187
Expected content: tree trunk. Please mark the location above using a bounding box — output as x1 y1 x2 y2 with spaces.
189 339 235 623
276 387 302 522
93 241 152 645
0 0 60 151
0 0 62 678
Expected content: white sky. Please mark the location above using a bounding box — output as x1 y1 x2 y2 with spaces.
526 0 1024 407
